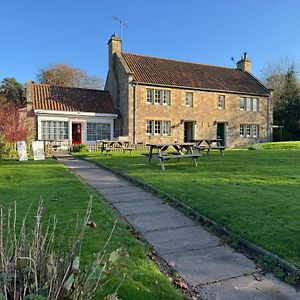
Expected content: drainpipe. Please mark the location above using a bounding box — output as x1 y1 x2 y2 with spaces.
131 80 138 145
267 91 273 142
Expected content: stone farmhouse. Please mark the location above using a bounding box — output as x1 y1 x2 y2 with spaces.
105 34 272 148
25 34 272 148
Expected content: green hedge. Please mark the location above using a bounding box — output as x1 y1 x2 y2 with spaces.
250 141 300 150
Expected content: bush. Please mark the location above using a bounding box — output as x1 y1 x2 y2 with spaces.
249 141 300 150
0 138 18 159
0 197 123 300
71 144 88 153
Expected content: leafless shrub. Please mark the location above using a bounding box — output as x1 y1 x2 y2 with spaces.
0 196 123 300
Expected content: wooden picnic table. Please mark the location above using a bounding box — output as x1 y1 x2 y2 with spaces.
146 143 202 170
97 140 134 154
191 138 225 155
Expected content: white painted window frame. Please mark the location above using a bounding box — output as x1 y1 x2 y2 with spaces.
186 92 193 107
146 120 153 135
218 95 225 109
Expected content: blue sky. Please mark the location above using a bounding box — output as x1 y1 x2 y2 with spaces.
1 0 300 85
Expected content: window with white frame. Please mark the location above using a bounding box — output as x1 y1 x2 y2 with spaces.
154 120 161 134
246 98 252 111
146 89 170 105
246 124 251 137
240 124 259 138
186 92 193 107
154 90 162 104
41 120 68 141
162 121 171 135
146 120 171 136
146 89 154 104
87 123 111 141
240 97 246 110
252 98 259 112
146 120 153 135
240 124 245 137
252 124 259 137
240 96 259 112
218 95 225 109
162 90 171 105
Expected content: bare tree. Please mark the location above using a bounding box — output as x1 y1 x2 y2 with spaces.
37 64 101 89
260 57 300 139
259 56 299 90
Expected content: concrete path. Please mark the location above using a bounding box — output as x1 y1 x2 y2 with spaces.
57 156 300 300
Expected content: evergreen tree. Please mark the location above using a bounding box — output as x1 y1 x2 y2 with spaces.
0 78 24 105
274 66 300 138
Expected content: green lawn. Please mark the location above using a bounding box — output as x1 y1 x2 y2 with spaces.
76 147 300 269
0 159 183 300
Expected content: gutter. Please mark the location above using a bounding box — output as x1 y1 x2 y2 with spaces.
131 81 270 97
34 109 118 118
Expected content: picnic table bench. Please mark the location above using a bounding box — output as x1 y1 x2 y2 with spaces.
145 143 202 170
192 138 225 155
97 140 134 155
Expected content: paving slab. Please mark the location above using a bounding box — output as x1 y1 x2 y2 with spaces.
163 246 257 285
125 210 195 233
103 191 159 203
143 226 220 255
88 180 131 189
59 158 98 169
98 185 144 195
112 198 175 216
76 170 121 181
199 273 300 300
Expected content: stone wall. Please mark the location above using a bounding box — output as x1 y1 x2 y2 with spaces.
105 54 130 138
133 85 271 148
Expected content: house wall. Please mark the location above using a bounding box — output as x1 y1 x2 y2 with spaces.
104 36 272 148
36 112 115 143
132 84 271 148
105 54 131 138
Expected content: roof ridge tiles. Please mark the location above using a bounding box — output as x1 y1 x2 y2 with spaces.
31 83 110 93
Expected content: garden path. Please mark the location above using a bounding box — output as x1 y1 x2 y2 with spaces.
56 154 299 300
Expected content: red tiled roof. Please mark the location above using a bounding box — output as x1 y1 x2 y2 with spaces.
122 53 269 96
31 84 117 114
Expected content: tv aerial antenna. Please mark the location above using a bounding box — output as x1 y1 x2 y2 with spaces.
112 16 128 40
231 56 237 66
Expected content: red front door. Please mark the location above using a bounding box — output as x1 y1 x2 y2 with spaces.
72 123 82 144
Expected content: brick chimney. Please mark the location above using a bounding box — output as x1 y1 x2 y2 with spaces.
237 52 252 72
26 80 33 111
108 33 122 71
